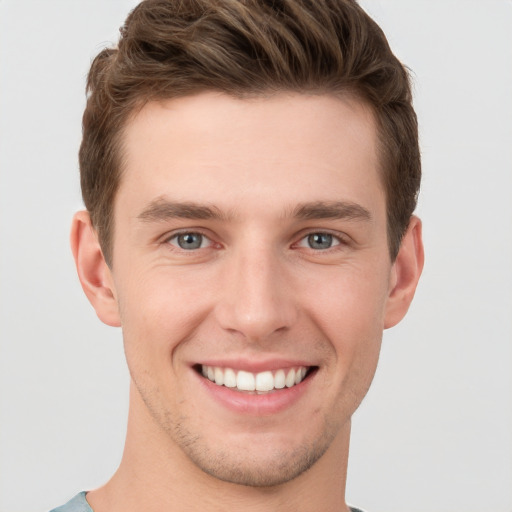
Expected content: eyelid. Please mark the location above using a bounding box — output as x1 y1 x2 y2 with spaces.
293 229 350 249
159 227 350 251
162 229 217 249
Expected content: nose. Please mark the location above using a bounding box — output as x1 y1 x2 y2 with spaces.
214 244 298 342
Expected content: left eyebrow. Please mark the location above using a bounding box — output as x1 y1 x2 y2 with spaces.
137 198 229 222
292 201 372 222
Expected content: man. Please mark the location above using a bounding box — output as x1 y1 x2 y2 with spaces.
53 0 424 510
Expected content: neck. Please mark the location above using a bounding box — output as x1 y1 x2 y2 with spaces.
87 384 352 512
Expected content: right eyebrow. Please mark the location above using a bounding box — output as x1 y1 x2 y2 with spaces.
292 200 372 222
137 198 228 223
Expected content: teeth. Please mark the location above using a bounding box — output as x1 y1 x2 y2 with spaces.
255 371 274 392
214 367 224 386
200 365 309 393
224 368 237 388
237 371 255 391
274 369 285 389
285 369 296 388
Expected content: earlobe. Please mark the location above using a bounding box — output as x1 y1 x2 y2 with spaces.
384 216 424 329
70 211 121 327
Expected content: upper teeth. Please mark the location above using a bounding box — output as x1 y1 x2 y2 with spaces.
201 365 308 393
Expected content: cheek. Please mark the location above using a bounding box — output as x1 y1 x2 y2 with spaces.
306 263 390 334
305 264 388 385
116 267 215 360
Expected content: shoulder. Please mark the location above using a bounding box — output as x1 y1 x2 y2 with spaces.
49 492 93 512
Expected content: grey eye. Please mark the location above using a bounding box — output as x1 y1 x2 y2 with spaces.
307 233 334 250
173 232 205 250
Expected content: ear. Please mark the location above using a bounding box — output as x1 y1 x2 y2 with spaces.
384 216 424 329
70 210 121 327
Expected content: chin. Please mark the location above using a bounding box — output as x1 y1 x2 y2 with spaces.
190 446 323 487
174 423 338 488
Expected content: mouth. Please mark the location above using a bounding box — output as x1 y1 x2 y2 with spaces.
195 364 317 394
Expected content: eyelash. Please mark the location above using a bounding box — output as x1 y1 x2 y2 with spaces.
165 230 214 251
296 232 344 250
163 229 349 253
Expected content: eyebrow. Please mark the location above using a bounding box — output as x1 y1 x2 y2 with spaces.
137 198 372 223
292 201 372 222
137 198 228 222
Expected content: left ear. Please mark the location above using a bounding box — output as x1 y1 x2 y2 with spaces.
384 216 424 329
70 210 121 327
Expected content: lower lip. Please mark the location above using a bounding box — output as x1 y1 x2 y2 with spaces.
195 370 315 415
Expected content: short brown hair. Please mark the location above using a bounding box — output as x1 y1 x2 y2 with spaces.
80 0 420 266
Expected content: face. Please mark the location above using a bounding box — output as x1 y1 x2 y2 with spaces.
107 92 395 486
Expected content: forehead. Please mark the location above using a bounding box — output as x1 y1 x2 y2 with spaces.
118 92 384 219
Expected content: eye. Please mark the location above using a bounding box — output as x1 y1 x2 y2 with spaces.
298 232 341 250
168 232 211 250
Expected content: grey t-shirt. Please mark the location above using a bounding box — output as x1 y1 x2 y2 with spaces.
50 492 91 512
50 491 367 512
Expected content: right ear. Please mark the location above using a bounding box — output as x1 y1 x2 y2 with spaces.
70 210 121 327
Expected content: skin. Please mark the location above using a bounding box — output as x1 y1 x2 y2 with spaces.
71 92 424 512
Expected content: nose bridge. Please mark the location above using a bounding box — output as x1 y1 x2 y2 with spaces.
216 239 296 340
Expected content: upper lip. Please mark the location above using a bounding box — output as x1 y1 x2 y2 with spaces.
193 358 316 373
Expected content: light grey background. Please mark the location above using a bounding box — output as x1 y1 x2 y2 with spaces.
0 1 511 511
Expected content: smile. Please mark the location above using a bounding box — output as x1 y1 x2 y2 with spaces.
200 365 311 394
